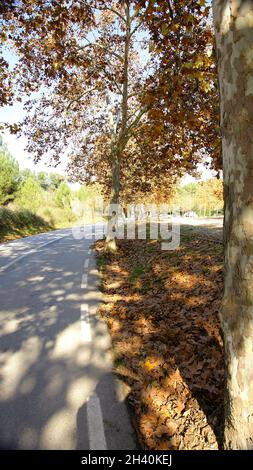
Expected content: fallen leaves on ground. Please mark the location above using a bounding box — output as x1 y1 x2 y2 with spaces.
95 229 224 450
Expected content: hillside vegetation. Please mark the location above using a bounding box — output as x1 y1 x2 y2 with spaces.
0 140 101 242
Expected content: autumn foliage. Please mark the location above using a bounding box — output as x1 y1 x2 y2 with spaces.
0 1 220 201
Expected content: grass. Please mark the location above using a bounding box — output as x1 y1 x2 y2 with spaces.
129 265 145 282
114 355 126 368
96 254 109 272
0 207 53 243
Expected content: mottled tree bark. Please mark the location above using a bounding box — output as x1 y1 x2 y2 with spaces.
105 154 120 252
213 0 253 449
105 2 131 252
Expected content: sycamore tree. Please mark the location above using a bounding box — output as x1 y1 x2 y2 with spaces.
1 0 156 249
213 0 253 449
1 0 217 248
2 1 156 204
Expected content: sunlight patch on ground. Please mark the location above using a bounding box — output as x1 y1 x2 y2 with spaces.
40 408 76 450
49 322 81 359
0 336 42 400
0 318 20 335
67 377 95 409
27 275 45 282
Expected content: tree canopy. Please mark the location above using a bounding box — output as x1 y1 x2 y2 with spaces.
0 0 220 204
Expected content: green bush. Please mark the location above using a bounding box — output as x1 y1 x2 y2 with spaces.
42 208 56 227
16 176 43 212
54 182 72 209
0 207 18 229
0 139 102 237
0 145 20 205
0 207 51 241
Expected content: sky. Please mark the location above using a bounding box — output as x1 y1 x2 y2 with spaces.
0 0 215 184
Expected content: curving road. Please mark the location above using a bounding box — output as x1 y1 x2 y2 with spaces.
0 225 136 450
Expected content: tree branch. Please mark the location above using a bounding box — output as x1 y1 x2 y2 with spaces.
110 76 123 95
168 0 174 19
130 17 145 38
99 6 127 23
78 41 123 62
127 105 149 134
99 43 123 61
128 91 142 100
127 102 144 121
66 87 97 110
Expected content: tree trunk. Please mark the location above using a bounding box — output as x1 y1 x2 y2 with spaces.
105 2 131 252
111 155 120 205
213 0 253 449
105 155 120 252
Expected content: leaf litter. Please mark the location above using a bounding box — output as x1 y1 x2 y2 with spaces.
95 229 224 450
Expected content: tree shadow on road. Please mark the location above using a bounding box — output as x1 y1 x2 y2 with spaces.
0 236 121 449
76 372 137 450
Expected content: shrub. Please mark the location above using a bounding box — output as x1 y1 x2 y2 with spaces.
0 146 20 205
0 206 50 241
16 177 43 212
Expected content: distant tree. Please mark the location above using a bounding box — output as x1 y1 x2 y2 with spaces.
196 179 223 215
0 142 20 205
20 168 34 182
37 171 50 190
49 173 65 190
54 182 72 209
16 176 43 212
173 179 223 215
77 184 101 202
176 184 198 213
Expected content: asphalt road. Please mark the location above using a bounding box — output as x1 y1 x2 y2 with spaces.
0 225 136 450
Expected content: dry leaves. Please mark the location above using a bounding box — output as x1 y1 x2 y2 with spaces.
96 229 224 450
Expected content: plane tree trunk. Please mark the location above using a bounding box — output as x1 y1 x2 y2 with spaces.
213 0 253 449
105 154 120 252
105 2 131 252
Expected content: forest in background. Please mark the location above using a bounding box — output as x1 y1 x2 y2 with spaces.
0 135 223 243
172 179 223 216
0 138 101 241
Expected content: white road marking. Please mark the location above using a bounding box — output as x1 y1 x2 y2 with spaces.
87 393 107 450
80 304 92 342
81 274 88 289
0 234 69 274
37 234 69 249
81 247 107 449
